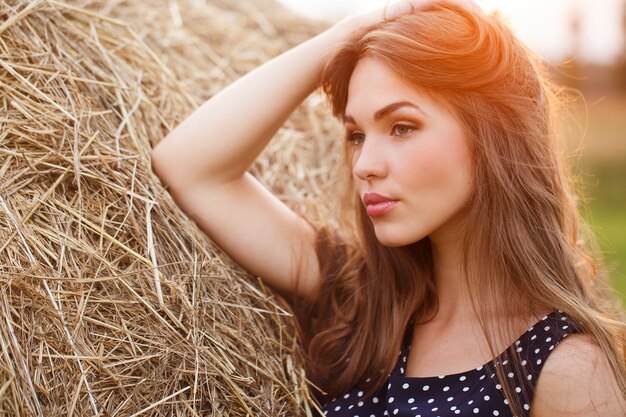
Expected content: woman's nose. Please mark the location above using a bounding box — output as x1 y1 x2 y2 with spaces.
352 137 387 181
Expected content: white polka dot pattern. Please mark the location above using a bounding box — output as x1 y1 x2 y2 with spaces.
321 310 577 417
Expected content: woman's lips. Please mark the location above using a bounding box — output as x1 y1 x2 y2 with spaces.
366 200 399 216
363 192 399 216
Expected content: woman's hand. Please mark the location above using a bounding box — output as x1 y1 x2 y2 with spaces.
336 0 482 32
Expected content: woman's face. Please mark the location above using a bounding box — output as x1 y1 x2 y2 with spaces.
344 57 473 247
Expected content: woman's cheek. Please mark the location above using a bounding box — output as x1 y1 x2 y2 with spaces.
403 142 453 186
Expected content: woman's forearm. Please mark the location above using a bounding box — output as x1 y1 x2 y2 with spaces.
151 22 354 188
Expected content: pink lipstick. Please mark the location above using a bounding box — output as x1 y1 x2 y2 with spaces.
363 193 399 217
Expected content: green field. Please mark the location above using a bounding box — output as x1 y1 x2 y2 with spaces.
561 92 626 306
587 204 626 299
583 162 626 304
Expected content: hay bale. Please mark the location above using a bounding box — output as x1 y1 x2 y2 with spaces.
0 0 344 415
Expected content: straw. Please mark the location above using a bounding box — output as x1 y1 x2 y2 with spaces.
0 0 344 414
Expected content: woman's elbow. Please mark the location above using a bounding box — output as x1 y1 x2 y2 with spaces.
150 137 177 187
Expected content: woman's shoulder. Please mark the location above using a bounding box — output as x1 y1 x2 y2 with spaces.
531 333 626 417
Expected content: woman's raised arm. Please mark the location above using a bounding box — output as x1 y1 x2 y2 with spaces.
149 16 362 300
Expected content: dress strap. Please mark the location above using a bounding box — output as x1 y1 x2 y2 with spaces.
486 310 580 414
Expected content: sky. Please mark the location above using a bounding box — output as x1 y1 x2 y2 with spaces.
275 0 625 64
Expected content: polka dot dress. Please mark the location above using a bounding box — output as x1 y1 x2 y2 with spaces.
321 310 577 417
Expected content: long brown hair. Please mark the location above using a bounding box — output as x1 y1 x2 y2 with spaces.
290 3 626 414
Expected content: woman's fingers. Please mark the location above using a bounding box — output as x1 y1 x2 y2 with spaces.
390 0 483 19
336 0 483 35
444 0 483 13
382 1 417 21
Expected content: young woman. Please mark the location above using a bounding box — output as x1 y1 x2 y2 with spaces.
150 1 626 415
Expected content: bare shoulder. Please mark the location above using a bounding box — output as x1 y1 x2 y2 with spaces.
531 333 626 417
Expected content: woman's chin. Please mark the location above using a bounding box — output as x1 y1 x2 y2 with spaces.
374 230 421 248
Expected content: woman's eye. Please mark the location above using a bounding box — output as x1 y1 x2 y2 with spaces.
392 123 416 136
345 131 365 145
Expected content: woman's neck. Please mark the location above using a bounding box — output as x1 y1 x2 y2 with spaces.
427 221 474 323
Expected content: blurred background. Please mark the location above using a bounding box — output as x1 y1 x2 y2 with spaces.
278 0 626 303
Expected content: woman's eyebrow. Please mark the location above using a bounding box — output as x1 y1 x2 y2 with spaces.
343 101 425 124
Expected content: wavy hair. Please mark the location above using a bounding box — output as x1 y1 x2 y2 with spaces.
290 3 626 415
